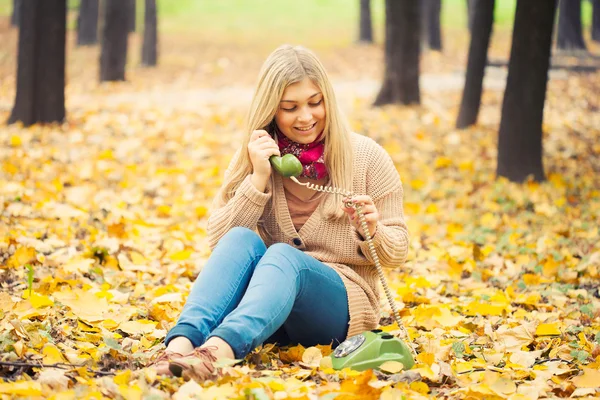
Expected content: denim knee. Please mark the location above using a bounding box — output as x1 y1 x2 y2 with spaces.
261 243 301 274
219 227 265 252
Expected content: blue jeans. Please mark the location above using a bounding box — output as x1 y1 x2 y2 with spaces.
164 227 350 359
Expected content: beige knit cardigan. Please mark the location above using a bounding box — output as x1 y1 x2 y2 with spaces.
207 133 409 339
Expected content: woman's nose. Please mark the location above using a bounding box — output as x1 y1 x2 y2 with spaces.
297 107 312 122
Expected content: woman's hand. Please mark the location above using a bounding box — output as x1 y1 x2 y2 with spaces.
341 195 379 239
248 129 280 180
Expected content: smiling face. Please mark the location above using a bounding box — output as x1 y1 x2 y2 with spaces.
274 77 326 144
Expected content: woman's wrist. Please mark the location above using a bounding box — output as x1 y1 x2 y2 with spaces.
250 173 269 193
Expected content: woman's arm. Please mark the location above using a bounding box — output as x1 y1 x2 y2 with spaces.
207 149 271 250
355 187 409 268
354 140 410 269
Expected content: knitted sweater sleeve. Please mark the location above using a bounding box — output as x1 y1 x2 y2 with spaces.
207 149 272 250
355 140 410 269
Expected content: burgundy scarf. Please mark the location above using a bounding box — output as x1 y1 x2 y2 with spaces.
275 129 328 180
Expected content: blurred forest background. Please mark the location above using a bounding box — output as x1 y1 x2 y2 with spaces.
0 1 599 399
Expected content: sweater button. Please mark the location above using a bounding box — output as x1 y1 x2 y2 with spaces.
292 238 302 247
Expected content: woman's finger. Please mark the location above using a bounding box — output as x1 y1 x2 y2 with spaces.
351 195 374 205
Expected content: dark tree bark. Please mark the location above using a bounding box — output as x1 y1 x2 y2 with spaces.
9 0 66 126
141 0 158 66
77 0 99 46
497 0 557 182
100 0 130 82
593 0 600 42
11 0 21 27
456 0 495 129
557 0 586 50
374 0 420 106
128 0 136 33
421 0 442 51
467 0 476 32
358 0 373 43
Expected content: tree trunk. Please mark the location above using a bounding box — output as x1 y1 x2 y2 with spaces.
11 0 21 27
358 0 373 43
456 0 495 129
100 0 129 82
593 0 600 42
141 0 158 66
497 0 557 182
9 0 66 126
374 0 420 106
77 0 99 46
421 0 442 51
467 0 476 32
128 0 136 33
557 0 586 51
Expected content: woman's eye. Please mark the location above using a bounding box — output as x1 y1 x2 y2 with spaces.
282 107 296 112
309 100 323 107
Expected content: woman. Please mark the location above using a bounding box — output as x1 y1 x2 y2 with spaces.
149 45 409 382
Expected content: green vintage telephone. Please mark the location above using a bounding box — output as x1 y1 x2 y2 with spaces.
269 153 416 371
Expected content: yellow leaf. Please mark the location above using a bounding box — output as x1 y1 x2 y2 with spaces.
464 301 507 317
409 381 429 394
379 361 404 374
410 179 425 190
571 368 600 388
98 149 114 160
416 352 435 366
10 135 22 147
195 206 208 218
118 319 157 335
157 205 171 217
302 346 323 366
53 289 110 322
43 344 67 364
118 384 142 400
129 251 147 265
7 246 37 268
114 370 131 386
0 381 42 396
279 344 305 363
536 323 561 337
434 156 452 169
169 249 191 261
28 292 54 308
490 377 517 396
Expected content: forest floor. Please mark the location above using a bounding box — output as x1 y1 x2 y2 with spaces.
0 10 600 400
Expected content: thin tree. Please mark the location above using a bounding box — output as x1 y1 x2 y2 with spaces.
11 0 21 27
557 0 586 51
77 0 99 46
100 0 130 81
358 0 373 43
421 0 442 51
141 0 158 66
456 0 495 129
497 0 557 182
592 0 600 42
374 0 420 106
9 0 66 126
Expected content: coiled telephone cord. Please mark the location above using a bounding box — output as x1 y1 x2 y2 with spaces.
291 177 417 358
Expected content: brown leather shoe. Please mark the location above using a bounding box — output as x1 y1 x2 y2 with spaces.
147 350 186 376
168 346 219 382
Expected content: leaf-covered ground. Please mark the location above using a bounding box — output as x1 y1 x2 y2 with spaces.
1 17 600 400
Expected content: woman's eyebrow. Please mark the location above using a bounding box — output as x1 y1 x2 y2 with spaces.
280 92 322 103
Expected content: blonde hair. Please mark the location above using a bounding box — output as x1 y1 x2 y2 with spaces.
217 44 354 220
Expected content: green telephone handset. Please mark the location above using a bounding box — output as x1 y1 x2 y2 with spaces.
267 148 416 371
269 154 303 178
